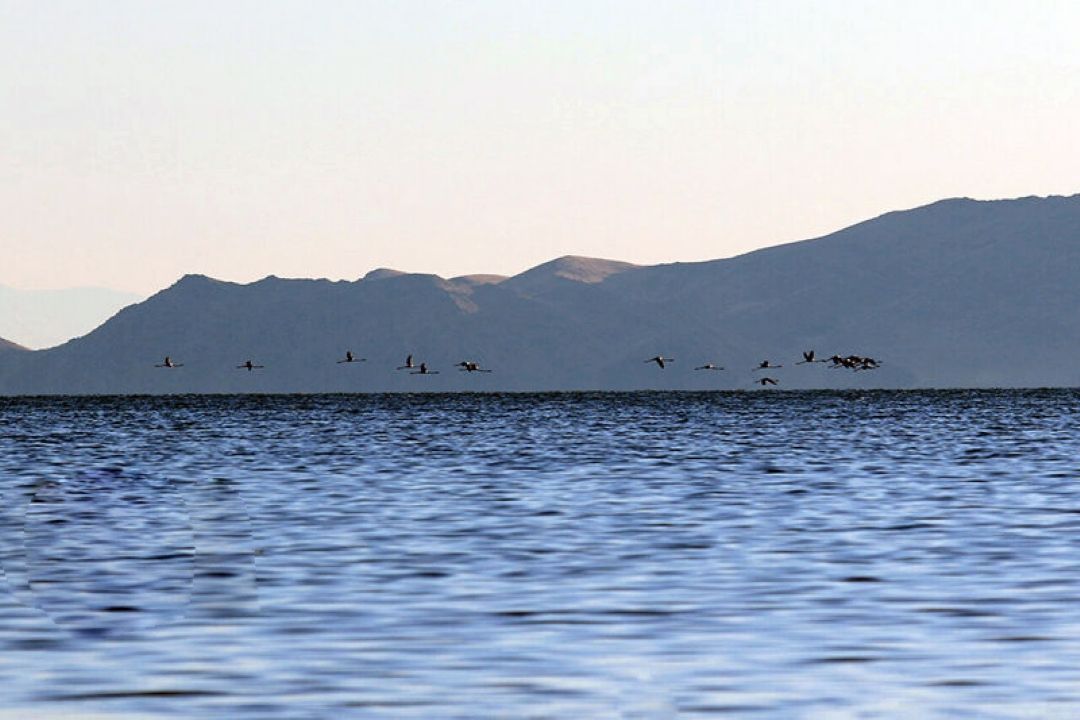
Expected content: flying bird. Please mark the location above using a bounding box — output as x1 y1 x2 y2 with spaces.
645 355 674 369
797 350 819 364
755 377 779 386
236 360 265 371
411 362 439 375
457 361 492 373
826 354 881 370
695 363 724 371
337 351 366 364
155 356 183 369
755 360 782 370
397 354 415 370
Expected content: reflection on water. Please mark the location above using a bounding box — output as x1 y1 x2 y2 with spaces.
1 391 1079 718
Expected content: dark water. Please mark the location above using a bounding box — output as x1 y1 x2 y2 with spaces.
1 391 1079 718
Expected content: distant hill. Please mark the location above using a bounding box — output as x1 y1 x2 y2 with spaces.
0 285 143 350
1 195 1078 394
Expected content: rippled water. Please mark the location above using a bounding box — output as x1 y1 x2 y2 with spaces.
1 391 1079 718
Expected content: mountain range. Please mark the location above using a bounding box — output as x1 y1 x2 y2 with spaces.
1 194 1078 394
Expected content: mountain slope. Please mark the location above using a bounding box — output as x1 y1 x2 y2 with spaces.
1 195 1078 394
0 285 143 349
0 337 28 354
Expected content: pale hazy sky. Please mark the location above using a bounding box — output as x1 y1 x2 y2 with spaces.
2 1 1078 294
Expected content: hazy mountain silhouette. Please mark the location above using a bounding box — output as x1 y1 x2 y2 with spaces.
2 195 1078 394
0 285 143 350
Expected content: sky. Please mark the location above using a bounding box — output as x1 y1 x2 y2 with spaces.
2 0 1078 295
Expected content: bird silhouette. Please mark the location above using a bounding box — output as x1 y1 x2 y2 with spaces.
411 362 439 375
755 377 779 386
397 354 415 370
457 361 492 373
695 363 724 370
645 355 674 369
337 350 366 364
236 360 264 371
155 356 183 368
826 354 882 370
755 360 782 370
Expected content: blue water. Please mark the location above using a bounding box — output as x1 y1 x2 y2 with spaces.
1 391 1079 718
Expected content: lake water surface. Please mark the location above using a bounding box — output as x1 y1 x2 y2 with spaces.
1 391 1080 718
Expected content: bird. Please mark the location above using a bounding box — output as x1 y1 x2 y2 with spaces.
797 350 819 364
457 361 492 373
833 356 855 369
695 363 724 371
236 360 264 371
755 377 779 386
645 355 674 369
337 350 366 364
755 360 782 370
826 354 881 370
411 362 439 375
397 354 415 370
155 356 183 368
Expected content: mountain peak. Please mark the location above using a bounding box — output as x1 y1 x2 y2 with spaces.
540 256 638 283
362 268 407 282
504 256 638 296
169 273 232 290
178 273 214 283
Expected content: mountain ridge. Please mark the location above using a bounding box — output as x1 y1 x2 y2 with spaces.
2 194 1079 394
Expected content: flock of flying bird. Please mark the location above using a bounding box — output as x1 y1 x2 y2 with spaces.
643 350 881 386
156 353 485 377
155 349 880 387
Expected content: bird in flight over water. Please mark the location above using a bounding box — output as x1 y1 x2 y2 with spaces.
856 356 882 371
755 377 779 386
397 354 415 370
695 363 724 371
155 356 183 368
827 354 882 370
797 350 819 364
457 361 492 373
411 362 438 375
645 355 673 369
337 350 366 364
236 360 265 371
755 360 782 371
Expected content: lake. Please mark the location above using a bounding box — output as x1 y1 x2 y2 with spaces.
1 391 1079 718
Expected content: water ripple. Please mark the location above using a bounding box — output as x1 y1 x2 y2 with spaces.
0 390 1079 718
